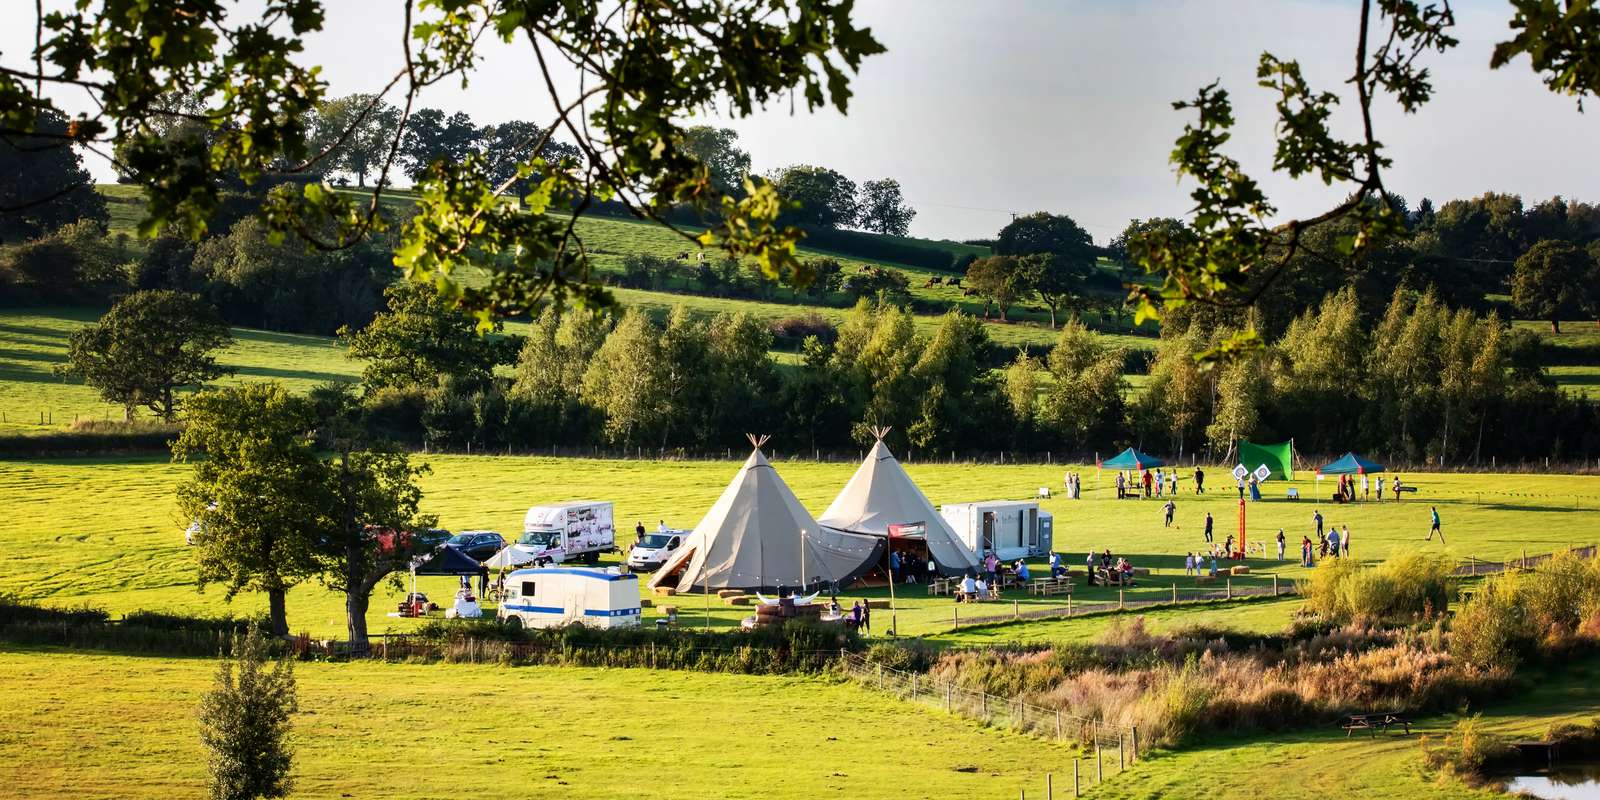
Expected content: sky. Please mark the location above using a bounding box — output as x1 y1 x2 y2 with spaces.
9 0 1598 242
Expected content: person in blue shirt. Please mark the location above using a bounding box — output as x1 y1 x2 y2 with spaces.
889 550 900 581
1015 560 1031 583
1427 507 1444 543
1328 527 1342 558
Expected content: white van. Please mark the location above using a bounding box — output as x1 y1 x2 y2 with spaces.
626 529 688 572
498 567 642 629
520 501 616 565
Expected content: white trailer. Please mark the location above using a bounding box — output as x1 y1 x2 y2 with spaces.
497 567 642 629
520 501 616 565
939 501 1054 561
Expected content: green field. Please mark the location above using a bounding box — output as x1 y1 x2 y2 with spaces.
3 452 1597 640
0 308 358 433
0 647 1083 800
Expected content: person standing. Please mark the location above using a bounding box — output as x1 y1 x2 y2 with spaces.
1194 467 1205 494
1327 527 1342 558
1361 474 1370 501
658 519 669 534
1184 552 1195 576
1393 476 1404 501
1376 475 1385 501
1163 498 1176 527
634 521 646 543
1116 471 1126 500
1341 524 1352 557
1203 512 1214 543
985 552 999 585
927 557 938 583
1313 509 1324 537
889 549 901 582
1276 529 1286 561
1236 474 1245 500
1167 471 1177 496
1086 551 1098 586
861 600 872 634
1427 506 1444 543
1143 469 1153 498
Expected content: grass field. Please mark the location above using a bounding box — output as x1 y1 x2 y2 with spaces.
0 647 1081 800
3 452 1597 640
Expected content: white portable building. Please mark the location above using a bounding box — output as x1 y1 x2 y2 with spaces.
940 500 1054 561
818 435 981 576
498 567 642 629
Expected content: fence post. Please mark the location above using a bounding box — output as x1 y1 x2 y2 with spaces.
1119 734 1125 771
877 664 883 690
1056 709 1062 739
953 607 959 630
1096 738 1102 783
1047 772 1053 800
1171 583 1177 603
946 683 952 711
1273 574 1279 596
1131 726 1139 762
1471 556 1477 576
1074 759 1080 797
1014 599 1019 619
1226 578 1232 599
1067 595 1072 616
1118 589 1124 610
981 692 987 720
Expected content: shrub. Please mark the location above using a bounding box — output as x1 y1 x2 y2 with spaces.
1301 552 1453 624
1420 714 1515 786
794 225 960 272
770 313 838 345
0 220 127 302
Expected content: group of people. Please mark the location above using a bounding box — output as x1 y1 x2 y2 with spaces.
829 597 874 633
1331 473 1406 503
1061 472 1084 499
1084 548 1135 586
1183 551 1221 577
888 550 935 584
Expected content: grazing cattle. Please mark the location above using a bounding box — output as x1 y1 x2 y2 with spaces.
962 287 978 297
949 278 961 288
921 277 939 288
677 251 691 260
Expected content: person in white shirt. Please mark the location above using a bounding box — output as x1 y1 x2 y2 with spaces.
657 519 669 534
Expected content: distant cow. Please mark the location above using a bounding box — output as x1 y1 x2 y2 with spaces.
677 251 691 260
949 278 962 288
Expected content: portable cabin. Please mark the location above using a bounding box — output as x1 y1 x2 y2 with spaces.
498 567 642 629
939 501 1054 561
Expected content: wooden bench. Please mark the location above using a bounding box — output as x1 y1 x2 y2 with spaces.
1028 578 1074 596
928 578 954 596
1340 713 1412 737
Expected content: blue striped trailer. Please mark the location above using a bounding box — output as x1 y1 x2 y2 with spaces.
497 567 643 630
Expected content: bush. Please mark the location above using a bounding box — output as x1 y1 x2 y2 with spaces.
0 220 128 303
1420 714 1515 786
1301 552 1454 624
795 225 961 272
770 313 838 346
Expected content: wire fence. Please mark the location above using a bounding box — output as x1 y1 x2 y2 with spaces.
839 653 1137 793
1452 544 1597 577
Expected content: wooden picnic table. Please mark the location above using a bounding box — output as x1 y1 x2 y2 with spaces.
928 577 954 596
1028 577 1074 596
1340 712 1412 737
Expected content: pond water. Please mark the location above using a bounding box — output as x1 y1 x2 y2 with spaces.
1506 764 1600 800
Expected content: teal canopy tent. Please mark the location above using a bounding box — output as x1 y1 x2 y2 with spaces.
1101 447 1164 470
1318 452 1385 475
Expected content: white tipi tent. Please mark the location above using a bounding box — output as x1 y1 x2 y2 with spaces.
818 429 981 576
651 437 883 593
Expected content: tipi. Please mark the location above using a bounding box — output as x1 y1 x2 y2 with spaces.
817 428 981 576
651 436 882 593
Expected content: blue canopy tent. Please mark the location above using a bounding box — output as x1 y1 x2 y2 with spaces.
1101 447 1165 470
1318 452 1385 475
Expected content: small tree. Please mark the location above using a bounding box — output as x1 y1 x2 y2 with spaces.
964 255 1028 320
857 178 916 235
340 282 516 391
198 626 296 800
57 290 234 421
1512 239 1597 333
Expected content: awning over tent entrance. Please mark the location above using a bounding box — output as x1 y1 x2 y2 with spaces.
1318 452 1385 475
1101 447 1164 470
1238 440 1294 480
817 435 981 577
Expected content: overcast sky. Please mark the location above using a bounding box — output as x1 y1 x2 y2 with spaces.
11 0 1598 242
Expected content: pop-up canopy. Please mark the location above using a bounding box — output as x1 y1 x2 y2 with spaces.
651 437 883 594
484 544 541 569
410 544 484 576
1318 452 1385 475
1101 447 1164 470
818 432 981 576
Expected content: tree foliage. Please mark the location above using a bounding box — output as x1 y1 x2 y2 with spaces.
0 109 108 243
857 178 915 236
1 0 885 321
770 164 860 229
173 384 324 637
1512 239 1598 332
57 290 234 421
341 282 518 391
198 626 297 800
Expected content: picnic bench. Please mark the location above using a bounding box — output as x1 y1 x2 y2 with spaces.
1028 577 1074 596
928 577 954 596
1340 712 1412 737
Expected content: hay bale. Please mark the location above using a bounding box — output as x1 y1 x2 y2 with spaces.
1194 576 1215 586
639 598 653 608
1230 566 1251 575
864 599 892 609
724 595 752 606
654 587 676 597
716 589 744 599
1132 567 1152 576
657 605 678 616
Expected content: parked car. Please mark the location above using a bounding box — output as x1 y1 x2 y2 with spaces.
626 530 687 572
447 530 507 561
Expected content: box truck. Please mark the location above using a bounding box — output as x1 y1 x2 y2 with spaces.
520 501 616 565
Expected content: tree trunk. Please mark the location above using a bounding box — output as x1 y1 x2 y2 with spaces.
123 403 134 423
1048 304 1058 329
162 386 175 422
345 587 371 653
1552 319 1562 334
267 587 289 638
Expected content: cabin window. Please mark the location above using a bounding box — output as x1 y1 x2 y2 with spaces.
521 581 536 598
1027 508 1039 549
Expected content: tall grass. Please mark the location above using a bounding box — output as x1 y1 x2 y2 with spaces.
1451 550 1600 669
